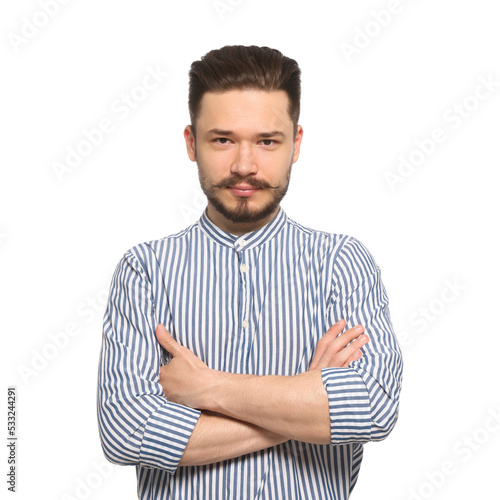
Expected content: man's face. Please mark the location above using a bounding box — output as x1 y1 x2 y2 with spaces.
184 89 303 234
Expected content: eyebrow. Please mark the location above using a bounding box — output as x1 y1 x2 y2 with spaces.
206 128 286 138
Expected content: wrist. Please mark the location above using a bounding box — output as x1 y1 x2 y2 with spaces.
198 368 230 411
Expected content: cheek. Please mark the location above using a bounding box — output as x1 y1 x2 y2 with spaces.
197 147 231 170
256 150 292 173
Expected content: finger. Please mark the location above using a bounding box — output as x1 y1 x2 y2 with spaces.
316 327 369 368
312 319 346 359
321 319 346 343
314 324 361 367
343 348 363 367
155 324 181 355
335 325 365 350
340 335 370 367
309 319 346 370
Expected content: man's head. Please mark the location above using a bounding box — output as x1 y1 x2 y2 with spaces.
184 45 303 235
188 45 301 138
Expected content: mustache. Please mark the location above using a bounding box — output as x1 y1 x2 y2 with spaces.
213 176 280 190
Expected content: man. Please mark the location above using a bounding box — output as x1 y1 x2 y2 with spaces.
97 45 403 499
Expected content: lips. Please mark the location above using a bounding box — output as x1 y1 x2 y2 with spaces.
230 184 260 190
228 185 261 197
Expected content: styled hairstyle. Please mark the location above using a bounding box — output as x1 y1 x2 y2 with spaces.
188 45 301 137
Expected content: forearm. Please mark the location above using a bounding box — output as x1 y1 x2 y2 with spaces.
180 411 288 466
202 369 331 444
156 322 369 447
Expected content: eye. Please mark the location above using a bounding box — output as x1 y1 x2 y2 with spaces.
261 139 276 146
214 138 231 144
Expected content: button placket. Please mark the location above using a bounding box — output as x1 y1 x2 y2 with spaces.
236 244 252 361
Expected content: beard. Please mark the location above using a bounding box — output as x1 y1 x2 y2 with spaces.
197 158 293 224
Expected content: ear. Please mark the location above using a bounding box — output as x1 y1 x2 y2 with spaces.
184 125 196 162
292 125 303 163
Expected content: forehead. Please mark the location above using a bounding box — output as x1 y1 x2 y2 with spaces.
196 89 293 134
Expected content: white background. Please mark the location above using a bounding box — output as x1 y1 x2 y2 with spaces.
2 0 499 499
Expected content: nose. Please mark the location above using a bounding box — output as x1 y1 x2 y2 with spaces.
230 143 258 176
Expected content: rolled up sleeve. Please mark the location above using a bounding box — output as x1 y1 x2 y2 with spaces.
97 249 200 473
322 237 403 445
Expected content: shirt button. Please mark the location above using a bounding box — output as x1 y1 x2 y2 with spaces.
242 320 249 328
240 239 247 247
240 264 249 273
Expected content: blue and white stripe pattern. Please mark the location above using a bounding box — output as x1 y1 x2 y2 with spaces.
97 206 403 499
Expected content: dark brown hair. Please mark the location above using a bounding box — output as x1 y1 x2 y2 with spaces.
188 45 301 137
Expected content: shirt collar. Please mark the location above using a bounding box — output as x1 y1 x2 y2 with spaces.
198 206 288 251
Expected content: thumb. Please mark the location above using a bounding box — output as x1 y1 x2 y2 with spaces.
155 324 180 355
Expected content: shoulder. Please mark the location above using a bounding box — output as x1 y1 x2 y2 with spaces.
286 216 379 276
119 221 201 272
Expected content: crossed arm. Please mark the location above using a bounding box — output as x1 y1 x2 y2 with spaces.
155 320 370 466
98 244 402 472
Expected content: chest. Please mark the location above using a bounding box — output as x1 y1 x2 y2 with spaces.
157 241 334 375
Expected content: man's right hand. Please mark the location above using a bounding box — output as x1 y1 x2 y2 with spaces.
308 319 369 370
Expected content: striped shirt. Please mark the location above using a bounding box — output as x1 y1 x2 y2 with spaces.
97 206 403 499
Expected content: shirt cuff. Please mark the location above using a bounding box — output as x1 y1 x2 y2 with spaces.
321 367 372 445
139 401 201 473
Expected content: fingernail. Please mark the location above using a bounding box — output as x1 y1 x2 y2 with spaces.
336 319 345 325
355 325 363 333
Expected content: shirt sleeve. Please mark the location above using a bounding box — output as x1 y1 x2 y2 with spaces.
321 236 403 445
97 248 201 473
